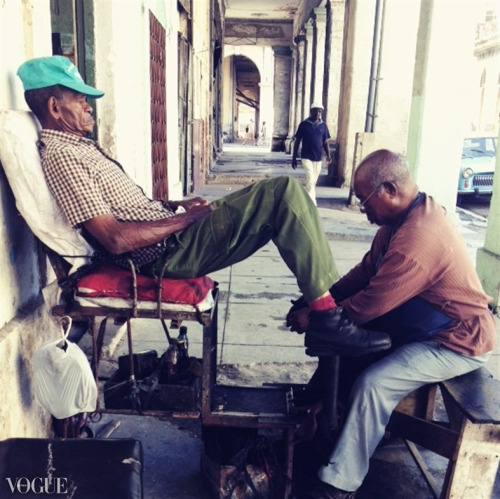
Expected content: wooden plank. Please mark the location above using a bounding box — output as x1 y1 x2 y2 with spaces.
403 440 440 499
443 419 500 499
394 384 438 419
95 420 121 439
440 367 500 424
51 300 216 326
387 411 457 459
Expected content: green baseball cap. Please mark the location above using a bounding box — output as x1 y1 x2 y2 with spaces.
17 55 104 98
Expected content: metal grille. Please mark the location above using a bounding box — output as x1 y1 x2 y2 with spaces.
150 12 168 201
473 174 494 187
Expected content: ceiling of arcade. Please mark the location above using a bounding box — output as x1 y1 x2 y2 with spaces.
223 0 301 46
223 1 305 119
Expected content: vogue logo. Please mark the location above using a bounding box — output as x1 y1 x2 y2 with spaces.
5 477 69 494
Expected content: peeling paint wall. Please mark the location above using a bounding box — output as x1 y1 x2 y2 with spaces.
0 0 51 330
0 0 56 437
93 0 183 199
0 0 220 437
0 307 57 437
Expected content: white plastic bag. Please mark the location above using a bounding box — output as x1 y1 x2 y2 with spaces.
33 317 97 419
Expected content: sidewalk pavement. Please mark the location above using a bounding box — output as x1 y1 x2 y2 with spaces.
89 143 499 498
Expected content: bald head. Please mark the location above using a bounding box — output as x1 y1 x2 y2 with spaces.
355 149 413 190
354 149 419 226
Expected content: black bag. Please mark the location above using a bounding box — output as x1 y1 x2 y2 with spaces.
245 126 249 133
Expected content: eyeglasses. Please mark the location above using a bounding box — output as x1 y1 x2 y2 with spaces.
357 183 382 211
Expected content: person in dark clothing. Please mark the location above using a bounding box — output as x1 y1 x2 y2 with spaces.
292 102 332 205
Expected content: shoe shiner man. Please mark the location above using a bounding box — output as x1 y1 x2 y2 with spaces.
287 149 496 498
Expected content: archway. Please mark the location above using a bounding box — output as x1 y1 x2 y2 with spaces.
234 55 260 142
222 54 262 143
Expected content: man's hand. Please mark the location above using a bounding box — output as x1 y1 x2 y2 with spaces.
185 203 213 224
291 158 298 170
168 197 213 225
286 307 310 334
170 196 210 212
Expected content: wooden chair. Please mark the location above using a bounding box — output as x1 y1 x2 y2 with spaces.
0 109 218 417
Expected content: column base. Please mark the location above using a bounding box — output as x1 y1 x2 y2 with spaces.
476 247 500 310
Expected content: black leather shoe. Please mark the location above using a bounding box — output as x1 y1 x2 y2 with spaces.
305 307 391 356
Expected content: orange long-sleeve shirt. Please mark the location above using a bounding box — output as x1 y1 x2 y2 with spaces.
334 194 496 357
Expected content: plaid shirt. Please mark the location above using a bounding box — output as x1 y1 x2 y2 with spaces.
39 130 175 270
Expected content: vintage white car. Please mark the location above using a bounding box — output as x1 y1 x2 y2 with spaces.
457 136 497 202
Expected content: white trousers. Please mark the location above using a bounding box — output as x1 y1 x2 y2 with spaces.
318 340 491 492
301 158 322 205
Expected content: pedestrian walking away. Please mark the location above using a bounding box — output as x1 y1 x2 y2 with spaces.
243 118 256 146
292 102 332 205
258 121 268 146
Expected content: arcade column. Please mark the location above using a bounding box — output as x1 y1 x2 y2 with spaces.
272 46 293 152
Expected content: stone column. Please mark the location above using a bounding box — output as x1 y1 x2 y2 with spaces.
406 0 477 213
258 46 275 148
303 19 314 115
259 78 274 139
293 34 307 132
272 46 293 151
477 128 500 309
323 0 346 182
312 7 327 105
324 0 346 140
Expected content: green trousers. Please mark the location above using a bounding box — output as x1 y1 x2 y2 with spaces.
150 176 339 302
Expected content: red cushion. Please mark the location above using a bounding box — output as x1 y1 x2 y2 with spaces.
76 264 214 306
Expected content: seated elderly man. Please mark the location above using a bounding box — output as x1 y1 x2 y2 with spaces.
16 55 391 356
287 149 496 498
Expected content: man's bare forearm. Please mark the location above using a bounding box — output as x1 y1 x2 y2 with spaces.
83 204 213 254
